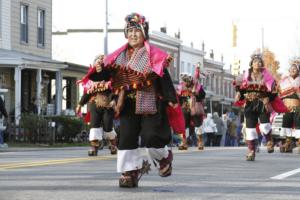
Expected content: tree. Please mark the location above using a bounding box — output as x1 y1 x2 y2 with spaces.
262 48 281 81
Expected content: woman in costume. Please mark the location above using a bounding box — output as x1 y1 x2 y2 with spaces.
76 55 117 156
92 13 178 187
234 53 286 161
278 60 300 153
177 67 206 150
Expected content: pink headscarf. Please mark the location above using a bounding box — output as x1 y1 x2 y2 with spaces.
242 68 275 92
104 41 169 77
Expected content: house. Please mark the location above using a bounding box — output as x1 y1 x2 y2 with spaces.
0 0 87 125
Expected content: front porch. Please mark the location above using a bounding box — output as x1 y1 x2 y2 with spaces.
0 48 88 125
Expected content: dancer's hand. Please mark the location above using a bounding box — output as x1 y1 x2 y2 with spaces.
75 104 81 114
114 106 121 118
263 97 269 105
234 92 241 102
168 102 178 108
95 55 104 72
109 100 116 108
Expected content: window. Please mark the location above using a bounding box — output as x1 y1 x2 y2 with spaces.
173 55 178 81
216 76 219 94
37 9 45 46
228 82 232 98
181 61 185 74
20 4 28 43
206 76 210 90
192 65 195 76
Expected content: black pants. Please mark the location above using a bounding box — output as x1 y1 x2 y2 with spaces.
183 109 202 128
244 100 270 128
205 132 215 146
213 135 222 146
118 98 172 150
282 112 300 129
90 103 114 132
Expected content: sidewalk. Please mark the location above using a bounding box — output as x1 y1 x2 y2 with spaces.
0 145 89 152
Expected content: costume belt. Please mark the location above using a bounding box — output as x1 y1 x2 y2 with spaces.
283 98 300 112
90 93 111 108
244 92 265 102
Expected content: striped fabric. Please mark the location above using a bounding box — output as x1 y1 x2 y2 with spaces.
113 46 158 114
112 70 157 90
135 86 157 115
115 46 152 74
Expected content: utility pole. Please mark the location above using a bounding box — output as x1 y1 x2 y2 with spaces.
103 0 108 54
261 27 264 51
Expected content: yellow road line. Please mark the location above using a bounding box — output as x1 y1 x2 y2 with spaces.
0 156 115 170
0 147 242 170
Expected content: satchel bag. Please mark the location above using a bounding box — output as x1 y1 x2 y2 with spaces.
135 88 157 115
190 95 205 116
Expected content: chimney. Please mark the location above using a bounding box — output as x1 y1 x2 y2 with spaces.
202 41 205 51
210 49 214 60
160 27 167 33
175 29 180 39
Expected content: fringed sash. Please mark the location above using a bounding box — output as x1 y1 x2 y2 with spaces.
114 46 157 115
115 46 152 74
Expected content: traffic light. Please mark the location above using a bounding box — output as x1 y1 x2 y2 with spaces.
232 59 240 75
232 24 237 47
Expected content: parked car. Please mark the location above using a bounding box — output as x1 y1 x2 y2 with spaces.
271 113 284 140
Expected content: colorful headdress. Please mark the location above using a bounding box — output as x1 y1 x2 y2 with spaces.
124 13 149 40
180 73 193 85
251 53 263 60
249 52 264 67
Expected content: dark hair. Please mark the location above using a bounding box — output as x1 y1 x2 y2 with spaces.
248 56 264 81
249 57 264 68
144 21 149 40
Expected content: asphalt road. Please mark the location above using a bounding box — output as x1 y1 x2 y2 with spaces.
0 146 300 200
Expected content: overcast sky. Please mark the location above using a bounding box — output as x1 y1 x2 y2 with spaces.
53 0 300 73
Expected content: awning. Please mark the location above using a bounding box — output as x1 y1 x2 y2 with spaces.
0 49 67 71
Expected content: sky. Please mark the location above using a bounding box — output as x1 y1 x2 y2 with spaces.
52 0 300 73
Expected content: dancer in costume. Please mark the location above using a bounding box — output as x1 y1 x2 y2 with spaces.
279 60 300 153
91 13 177 187
76 55 117 156
234 52 287 161
177 66 206 150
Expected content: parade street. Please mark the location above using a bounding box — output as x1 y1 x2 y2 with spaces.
0 146 300 200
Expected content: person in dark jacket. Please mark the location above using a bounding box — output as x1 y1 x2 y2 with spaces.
234 53 279 161
90 13 178 188
76 55 117 156
0 96 8 147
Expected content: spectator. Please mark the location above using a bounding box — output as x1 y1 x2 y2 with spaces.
220 114 228 146
202 113 217 146
228 119 237 146
213 112 224 146
29 97 38 114
236 122 243 146
0 96 8 148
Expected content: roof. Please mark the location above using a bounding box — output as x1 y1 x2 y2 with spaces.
0 48 67 71
63 62 89 74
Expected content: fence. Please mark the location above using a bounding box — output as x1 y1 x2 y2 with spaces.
4 114 86 145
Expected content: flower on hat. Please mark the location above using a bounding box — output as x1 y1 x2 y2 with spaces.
125 13 145 25
124 12 148 40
